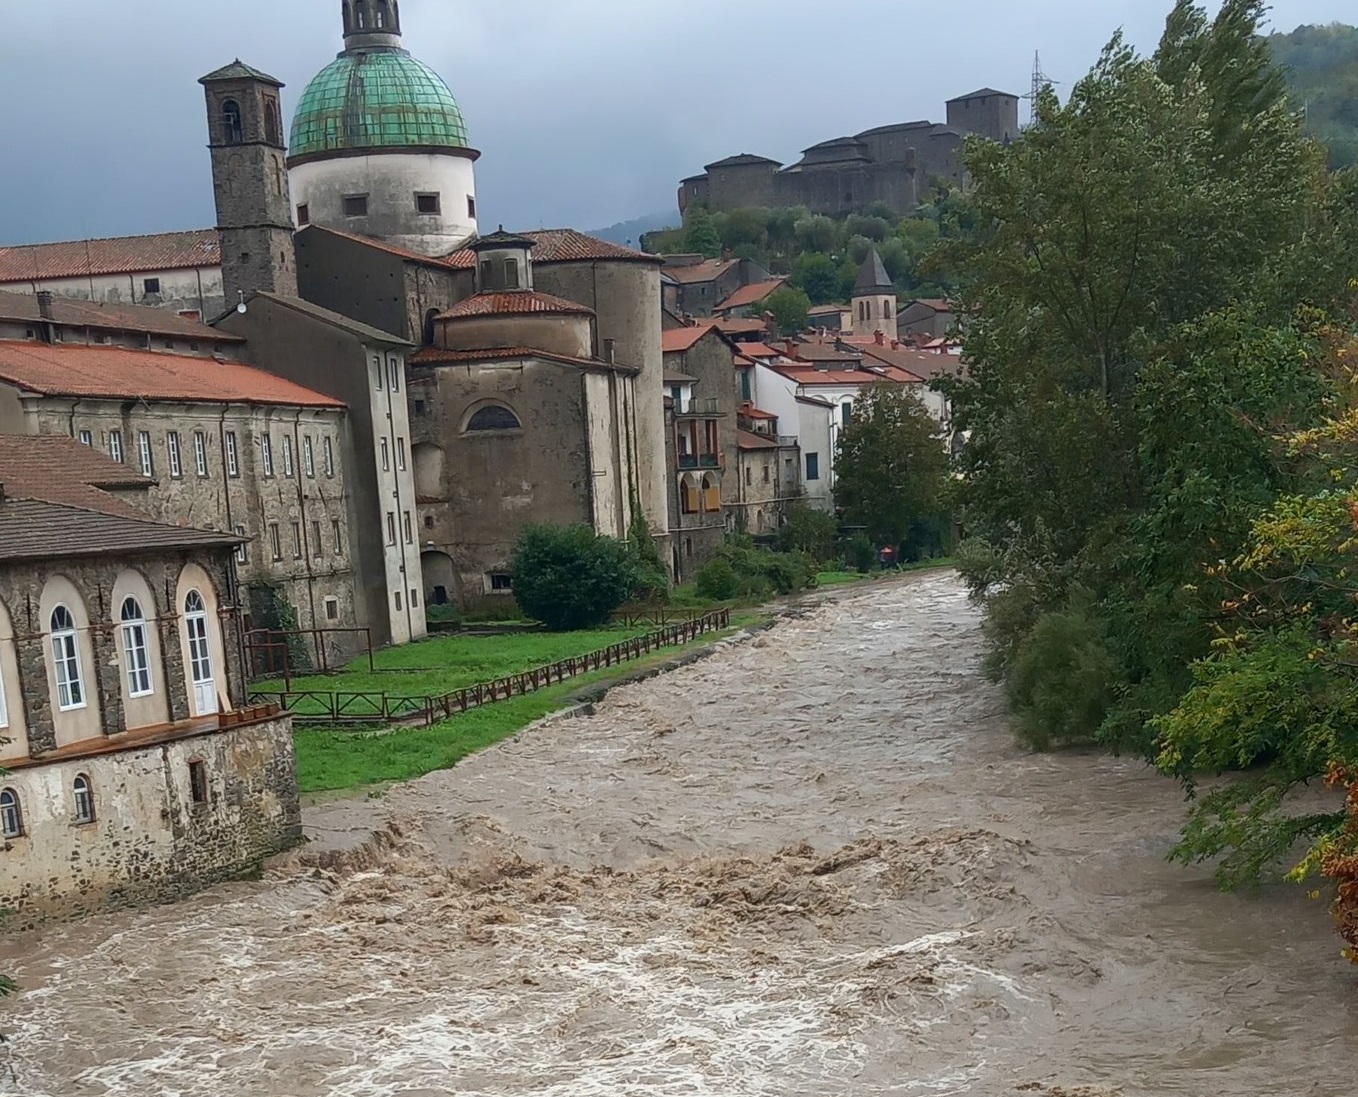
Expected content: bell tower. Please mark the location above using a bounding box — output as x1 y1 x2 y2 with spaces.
199 60 298 309
342 0 403 50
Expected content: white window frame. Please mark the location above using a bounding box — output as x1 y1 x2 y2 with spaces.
225 431 240 477
403 510 413 544
77 429 93 447
120 597 154 698
380 438 390 471
323 437 335 477
234 524 248 565
168 432 183 478
268 522 282 561
332 519 343 554
193 431 208 478
282 436 295 478
73 774 95 825
397 437 407 471
0 789 21 839
261 435 275 477
50 605 87 711
387 356 401 392
137 430 154 477
303 436 315 478
108 430 123 464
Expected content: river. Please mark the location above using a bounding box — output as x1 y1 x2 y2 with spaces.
1 572 1353 1095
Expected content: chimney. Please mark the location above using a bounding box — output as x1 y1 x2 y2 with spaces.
784 339 798 358
875 330 885 346
891 339 900 350
603 337 616 364
36 291 54 320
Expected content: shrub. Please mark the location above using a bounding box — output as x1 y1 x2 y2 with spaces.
695 557 740 601
778 504 839 563
848 534 877 574
510 524 639 631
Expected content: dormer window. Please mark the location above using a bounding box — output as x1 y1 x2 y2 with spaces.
222 100 243 145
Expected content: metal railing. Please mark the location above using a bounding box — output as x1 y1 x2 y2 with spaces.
248 609 732 728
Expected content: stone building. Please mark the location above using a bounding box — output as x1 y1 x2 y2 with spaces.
0 332 362 646
850 248 898 340
0 436 301 926
897 298 954 339
659 255 774 318
678 89 1020 218
734 405 802 536
0 231 224 320
407 232 652 609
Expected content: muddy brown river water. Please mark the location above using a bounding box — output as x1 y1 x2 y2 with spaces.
2 572 1354 1096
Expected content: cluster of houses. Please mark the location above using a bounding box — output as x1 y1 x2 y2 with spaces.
0 0 960 926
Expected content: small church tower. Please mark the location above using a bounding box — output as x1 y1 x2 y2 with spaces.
851 248 897 339
199 60 298 309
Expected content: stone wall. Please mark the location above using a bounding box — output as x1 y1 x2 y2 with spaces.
0 714 302 929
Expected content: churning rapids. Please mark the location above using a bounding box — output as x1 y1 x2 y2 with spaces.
2 572 1354 1096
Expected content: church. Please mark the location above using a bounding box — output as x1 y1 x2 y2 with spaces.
205 0 669 612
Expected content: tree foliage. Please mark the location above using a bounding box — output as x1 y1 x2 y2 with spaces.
778 503 840 563
834 384 950 554
510 524 639 631
949 0 1358 947
762 286 812 336
1268 20 1358 170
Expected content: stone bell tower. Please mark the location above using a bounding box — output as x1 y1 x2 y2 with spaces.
199 60 298 310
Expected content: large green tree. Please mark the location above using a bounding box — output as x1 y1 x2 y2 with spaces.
834 384 950 554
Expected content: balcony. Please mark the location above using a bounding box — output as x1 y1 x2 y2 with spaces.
677 453 722 470
674 397 725 418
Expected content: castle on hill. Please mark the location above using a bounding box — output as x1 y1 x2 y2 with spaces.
678 88 1019 218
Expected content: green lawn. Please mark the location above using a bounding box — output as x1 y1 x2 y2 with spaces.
294 616 768 794
816 570 865 587
256 625 655 699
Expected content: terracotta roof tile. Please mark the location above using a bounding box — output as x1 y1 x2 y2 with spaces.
737 429 781 450
858 343 961 380
0 289 243 342
443 229 661 269
0 343 345 408
715 317 769 336
0 434 153 517
436 290 594 320
772 366 898 387
661 323 717 354
663 368 698 385
410 346 637 373
715 278 787 313
736 342 781 359
661 258 738 285
0 230 220 283
739 403 778 420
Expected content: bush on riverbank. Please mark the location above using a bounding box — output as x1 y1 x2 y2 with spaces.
695 536 817 602
510 524 640 631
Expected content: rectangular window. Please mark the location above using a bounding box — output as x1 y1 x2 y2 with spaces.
397 437 407 471
332 519 343 554
108 430 123 464
386 512 397 545
490 573 513 592
763 464 770 483
282 436 295 478
504 258 520 290
168 432 183 478
388 357 401 392
137 430 154 476
225 431 240 477
193 431 208 477
403 511 413 544
143 277 161 296
189 760 209 805
394 591 403 612
269 522 282 561
380 438 390 471
410 589 419 609
468 195 477 219
745 466 752 486
234 524 248 565
373 354 384 391
122 616 153 698
323 436 335 477
841 401 853 426
325 597 339 621
740 371 752 401
806 452 821 481
343 194 369 217
78 429 93 447
416 192 441 215
312 520 324 558
261 435 274 477
291 521 302 559
303 436 315 477
297 203 310 225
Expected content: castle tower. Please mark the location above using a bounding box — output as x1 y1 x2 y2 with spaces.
287 2 480 256
851 248 896 339
199 61 299 308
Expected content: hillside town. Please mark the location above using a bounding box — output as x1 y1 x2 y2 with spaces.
5 2 1358 1094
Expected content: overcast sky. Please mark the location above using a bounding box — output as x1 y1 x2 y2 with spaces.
0 0 1350 245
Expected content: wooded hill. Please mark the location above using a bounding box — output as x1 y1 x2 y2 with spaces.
1269 22 1358 169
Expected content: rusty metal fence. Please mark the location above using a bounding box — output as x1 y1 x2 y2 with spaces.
248 609 731 728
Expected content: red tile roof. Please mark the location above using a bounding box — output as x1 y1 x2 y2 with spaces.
739 403 777 420
736 342 781 359
443 229 661 269
715 278 787 313
715 317 769 336
661 258 738 284
410 346 636 373
0 289 243 342
857 343 958 380
773 365 918 387
301 225 466 271
0 343 344 408
737 429 781 450
436 290 594 320
661 323 717 354
0 230 220 283
0 434 152 517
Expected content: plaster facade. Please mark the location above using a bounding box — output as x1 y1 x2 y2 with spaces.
0 267 224 321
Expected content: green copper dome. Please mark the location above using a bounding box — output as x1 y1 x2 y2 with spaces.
288 50 470 160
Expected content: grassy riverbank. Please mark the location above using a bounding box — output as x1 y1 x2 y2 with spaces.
294 614 767 794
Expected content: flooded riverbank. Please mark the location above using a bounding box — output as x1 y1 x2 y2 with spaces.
2 572 1353 1095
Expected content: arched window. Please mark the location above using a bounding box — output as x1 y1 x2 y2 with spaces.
701 474 720 513
465 405 522 432
120 597 153 698
342 0 352 34
423 307 439 346
0 788 21 838
222 100 243 145
679 476 699 515
354 0 367 28
184 590 216 717
884 299 894 319
264 100 281 145
375 0 389 28
50 605 86 710
73 774 95 825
